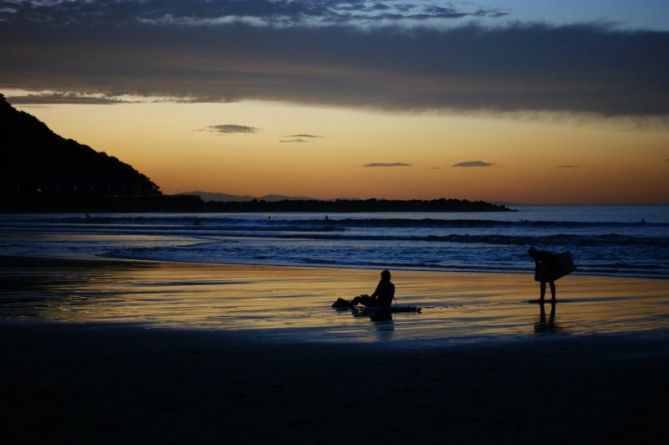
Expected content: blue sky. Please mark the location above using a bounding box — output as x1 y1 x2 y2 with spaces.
479 0 669 30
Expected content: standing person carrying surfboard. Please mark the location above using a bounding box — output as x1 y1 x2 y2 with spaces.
528 247 576 304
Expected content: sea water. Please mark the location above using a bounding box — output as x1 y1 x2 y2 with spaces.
1 205 668 278
1 206 668 342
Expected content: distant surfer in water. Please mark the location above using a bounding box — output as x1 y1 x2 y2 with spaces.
528 247 557 303
332 269 395 308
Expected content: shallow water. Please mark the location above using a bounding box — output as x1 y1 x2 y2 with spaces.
1 205 668 278
1 258 667 345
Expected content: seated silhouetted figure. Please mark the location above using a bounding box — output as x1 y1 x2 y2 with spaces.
528 247 557 303
351 269 395 307
332 270 395 308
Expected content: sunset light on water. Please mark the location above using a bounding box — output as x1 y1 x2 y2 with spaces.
1 1 668 443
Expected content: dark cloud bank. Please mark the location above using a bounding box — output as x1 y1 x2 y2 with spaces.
1 1 668 118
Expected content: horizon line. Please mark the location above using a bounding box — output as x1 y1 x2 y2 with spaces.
171 192 669 207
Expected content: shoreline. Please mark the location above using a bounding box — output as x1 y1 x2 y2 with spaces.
3 253 668 281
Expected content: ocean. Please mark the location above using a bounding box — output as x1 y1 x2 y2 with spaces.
1 205 668 279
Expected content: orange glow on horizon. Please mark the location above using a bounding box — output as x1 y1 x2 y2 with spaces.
14 99 669 205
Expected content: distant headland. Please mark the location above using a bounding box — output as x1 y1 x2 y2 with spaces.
0 195 513 213
0 94 512 213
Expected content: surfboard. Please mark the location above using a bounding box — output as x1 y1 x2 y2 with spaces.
536 251 577 282
549 251 577 281
357 305 421 313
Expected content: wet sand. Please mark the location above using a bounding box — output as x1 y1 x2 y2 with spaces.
1 256 668 342
1 256 668 443
2 321 668 444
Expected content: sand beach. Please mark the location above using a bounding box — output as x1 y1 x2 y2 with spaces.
1 256 668 443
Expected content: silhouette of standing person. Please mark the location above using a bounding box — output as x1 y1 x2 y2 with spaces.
528 247 558 304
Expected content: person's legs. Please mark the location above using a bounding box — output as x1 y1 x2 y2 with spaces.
351 295 375 306
549 300 556 323
539 302 546 323
549 281 556 303
539 281 547 303
332 298 353 308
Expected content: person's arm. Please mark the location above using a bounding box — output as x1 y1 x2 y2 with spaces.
370 281 382 299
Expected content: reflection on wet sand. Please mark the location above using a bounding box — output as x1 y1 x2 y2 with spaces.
534 301 562 334
0 256 668 344
350 307 395 341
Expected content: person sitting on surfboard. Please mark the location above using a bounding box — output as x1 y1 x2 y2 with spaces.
330 269 395 308
528 247 558 303
349 269 395 307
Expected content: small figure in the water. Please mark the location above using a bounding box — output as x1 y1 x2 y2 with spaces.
528 247 557 304
332 269 395 308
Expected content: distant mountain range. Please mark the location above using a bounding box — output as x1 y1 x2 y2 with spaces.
0 93 160 197
178 191 314 202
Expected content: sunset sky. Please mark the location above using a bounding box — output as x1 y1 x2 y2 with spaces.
2 0 668 204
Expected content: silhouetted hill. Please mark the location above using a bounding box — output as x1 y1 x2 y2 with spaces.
0 94 511 213
179 191 314 202
0 94 160 198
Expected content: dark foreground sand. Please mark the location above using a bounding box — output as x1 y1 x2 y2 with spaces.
1 321 668 444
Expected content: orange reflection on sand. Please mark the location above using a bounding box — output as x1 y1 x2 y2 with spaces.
1 259 668 343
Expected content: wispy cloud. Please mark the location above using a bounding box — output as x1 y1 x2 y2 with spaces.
452 160 494 168
284 134 321 138
279 138 309 143
556 164 579 168
206 124 258 134
363 162 412 168
7 92 128 105
279 133 321 143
